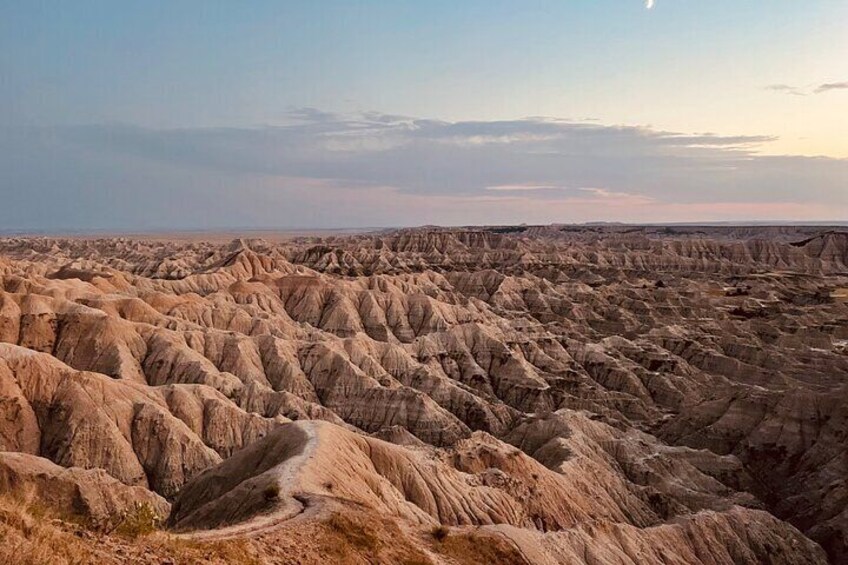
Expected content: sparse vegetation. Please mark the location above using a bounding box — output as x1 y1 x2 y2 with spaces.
0 491 95 564
151 536 262 565
0 492 261 565
315 508 434 564
262 483 281 501
430 525 450 542
433 531 529 565
326 513 381 552
114 501 162 539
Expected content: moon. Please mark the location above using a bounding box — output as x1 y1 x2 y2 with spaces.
646 0 655 8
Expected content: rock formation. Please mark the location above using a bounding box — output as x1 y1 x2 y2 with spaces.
0 225 845 563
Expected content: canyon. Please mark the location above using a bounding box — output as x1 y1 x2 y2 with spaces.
0 225 845 564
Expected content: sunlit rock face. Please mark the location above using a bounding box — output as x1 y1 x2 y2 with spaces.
0 225 845 564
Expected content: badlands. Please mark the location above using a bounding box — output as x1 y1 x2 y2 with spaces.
0 224 846 564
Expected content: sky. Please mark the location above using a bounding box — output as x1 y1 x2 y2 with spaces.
1 0 846 231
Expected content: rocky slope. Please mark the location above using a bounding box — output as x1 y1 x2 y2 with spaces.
0 225 845 563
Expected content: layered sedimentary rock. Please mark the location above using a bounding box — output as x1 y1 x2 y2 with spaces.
0 452 170 527
0 225 845 563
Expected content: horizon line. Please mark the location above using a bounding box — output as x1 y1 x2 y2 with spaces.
2 220 847 238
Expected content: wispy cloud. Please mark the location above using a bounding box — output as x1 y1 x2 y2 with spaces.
814 82 848 94
577 187 655 206
486 183 564 192
764 84 807 96
765 81 848 96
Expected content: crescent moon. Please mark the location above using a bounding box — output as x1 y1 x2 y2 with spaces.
646 0 655 8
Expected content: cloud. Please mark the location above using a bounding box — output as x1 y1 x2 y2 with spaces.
814 82 848 94
0 110 845 230
764 84 807 96
486 183 564 191
766 81 848 96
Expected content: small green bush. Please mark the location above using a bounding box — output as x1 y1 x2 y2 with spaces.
114 502 161 539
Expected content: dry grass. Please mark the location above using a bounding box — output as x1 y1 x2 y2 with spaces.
433 531 530 565
312 510 433 565
0 489 521 565
0 491 96 565
325 512 381 552
146 535 261 564
0 491 261 564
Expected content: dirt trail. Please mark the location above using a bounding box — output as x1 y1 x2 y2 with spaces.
176 423 324 542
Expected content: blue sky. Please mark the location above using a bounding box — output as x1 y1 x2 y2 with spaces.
1 1 846 230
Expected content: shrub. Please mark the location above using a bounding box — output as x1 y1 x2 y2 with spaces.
263 484 281 501
430 525 449 542
115 502 161 539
